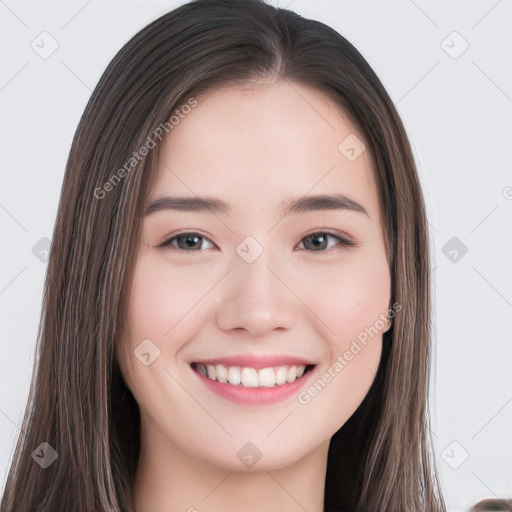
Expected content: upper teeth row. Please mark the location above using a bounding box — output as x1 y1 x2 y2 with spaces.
195 363 307 387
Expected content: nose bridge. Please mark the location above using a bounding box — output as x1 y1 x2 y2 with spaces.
215 241 298 336
236 248 278 300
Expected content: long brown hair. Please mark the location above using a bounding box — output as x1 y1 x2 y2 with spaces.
1 1 446 510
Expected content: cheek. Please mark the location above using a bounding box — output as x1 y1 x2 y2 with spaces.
293 253 390 431
117 254 208 417
298 251 391 348
117 256 185 388
125 253 214 345
127 262 174 341
118 252 226 397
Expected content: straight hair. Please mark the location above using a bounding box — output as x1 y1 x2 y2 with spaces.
1 1 445 510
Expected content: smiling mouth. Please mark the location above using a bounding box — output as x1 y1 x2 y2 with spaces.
191 362 315 388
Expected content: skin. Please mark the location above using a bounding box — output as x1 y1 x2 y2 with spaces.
116 80 392 512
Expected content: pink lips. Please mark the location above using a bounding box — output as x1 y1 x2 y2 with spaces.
190 354 316 405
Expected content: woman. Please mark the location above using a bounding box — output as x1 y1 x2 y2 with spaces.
1 0 446 510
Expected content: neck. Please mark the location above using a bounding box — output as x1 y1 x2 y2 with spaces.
132 413 328 512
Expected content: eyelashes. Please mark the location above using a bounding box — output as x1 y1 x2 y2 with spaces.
157 230 357 254
297 232 357 251
158 232 215 252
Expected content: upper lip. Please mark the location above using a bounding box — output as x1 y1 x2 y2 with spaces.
192 354 316 369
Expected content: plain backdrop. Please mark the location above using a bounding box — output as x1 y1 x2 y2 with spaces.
1 1 511 510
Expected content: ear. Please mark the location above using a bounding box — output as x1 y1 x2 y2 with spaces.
383 314 392 333
382 301 399 333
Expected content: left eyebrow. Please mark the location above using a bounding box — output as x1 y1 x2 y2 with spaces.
143 193 369 219
278 193 369 219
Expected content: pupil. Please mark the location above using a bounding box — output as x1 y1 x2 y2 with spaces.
183 235 200 249
309 234 326 250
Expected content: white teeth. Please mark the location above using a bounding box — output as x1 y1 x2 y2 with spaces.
275 367 287 385
207 364 216 380
241 367 259 387
195 363 310 388
227 366 241 385
215 364 228 383
258 368 275 387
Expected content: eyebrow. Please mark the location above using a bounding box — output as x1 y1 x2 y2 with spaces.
144 193 369 218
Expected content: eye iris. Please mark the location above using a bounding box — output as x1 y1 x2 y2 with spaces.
305 233 328 250
178 234 202 250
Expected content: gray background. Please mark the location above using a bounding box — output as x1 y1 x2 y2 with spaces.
1 1 511 510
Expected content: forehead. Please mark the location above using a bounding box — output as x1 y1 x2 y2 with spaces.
149 81 379 220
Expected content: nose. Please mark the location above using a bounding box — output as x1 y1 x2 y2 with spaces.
215 252 299 337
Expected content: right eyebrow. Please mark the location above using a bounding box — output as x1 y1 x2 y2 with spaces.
144 196 231 216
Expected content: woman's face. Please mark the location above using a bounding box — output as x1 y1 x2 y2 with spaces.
117 81 391 471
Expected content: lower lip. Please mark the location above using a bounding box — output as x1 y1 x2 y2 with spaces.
192 366 315 405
